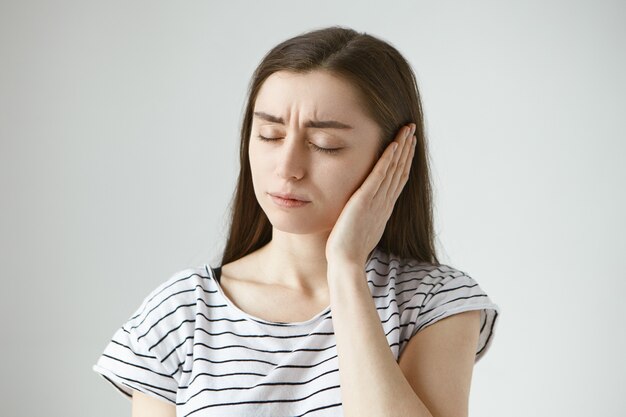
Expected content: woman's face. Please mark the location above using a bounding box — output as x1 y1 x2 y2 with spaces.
249 70 382 235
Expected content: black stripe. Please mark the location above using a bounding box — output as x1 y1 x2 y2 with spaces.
276 353 337 370
366 270 465 289
194 327 335 341
374 298 399 311
129 271 212 321
195 310 247 324
477 309 498 356
397 295 429 310
179 356 279 374
137 306 197 340
102 353 174 378
102 369 177 395
367 253 467 277
179 340 335 361
367 254 424 269
295 402 342 417
196 308 331 330
395 282 479 312
130 285 216 330
403 294 489 315
146 318 196 350
150 323 338 354
379 311 400 325
119 380 175 404
366 261 459 277
182 368 340 405
480 309 487 333
101 374 132 398
161 335 195 362
419 294 489 316
401 307 497 352
382 263 465 278
384 325 400 338
110 339 157 360
180 352 337 376
392 286 430 298
188 369 268 384
182 384 341 417
130 297 236 339
434 283 479 296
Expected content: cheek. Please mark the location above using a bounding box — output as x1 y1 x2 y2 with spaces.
248 141 268 171
248 142 267 194
321 160 371 202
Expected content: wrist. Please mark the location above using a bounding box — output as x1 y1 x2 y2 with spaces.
327 259 368 287
327 257 365 272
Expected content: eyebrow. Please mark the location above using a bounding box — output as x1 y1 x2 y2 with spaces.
253 111 354 129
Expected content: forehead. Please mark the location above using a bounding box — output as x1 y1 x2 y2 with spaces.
254 70 368 121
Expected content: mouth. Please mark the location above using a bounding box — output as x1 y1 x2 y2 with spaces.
268 192 311 208
268 192 311 202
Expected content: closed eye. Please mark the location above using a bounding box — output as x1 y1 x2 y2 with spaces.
256 135 341 155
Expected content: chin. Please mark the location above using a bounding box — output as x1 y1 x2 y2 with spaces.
263 210 334 235
267 217 324 235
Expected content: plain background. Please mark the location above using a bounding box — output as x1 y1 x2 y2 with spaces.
1 1 624 416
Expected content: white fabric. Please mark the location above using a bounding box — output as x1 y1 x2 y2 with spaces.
93 247 500 416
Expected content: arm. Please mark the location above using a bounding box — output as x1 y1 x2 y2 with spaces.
398 309 481 417
328 261 432 417
328 261 481 417
131 391 176 417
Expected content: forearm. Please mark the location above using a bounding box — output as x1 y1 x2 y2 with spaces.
327 260 433 417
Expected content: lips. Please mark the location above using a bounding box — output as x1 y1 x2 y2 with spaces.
268 192 310 202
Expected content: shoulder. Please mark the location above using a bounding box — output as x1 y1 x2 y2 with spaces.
127 266 214 327
367 248 500 362
93 265 219 399
366 247 466 289
123 265 217 365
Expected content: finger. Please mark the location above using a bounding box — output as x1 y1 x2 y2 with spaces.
358 137 399 201
390 133 416 200
372 125 410 199
383 124 414 200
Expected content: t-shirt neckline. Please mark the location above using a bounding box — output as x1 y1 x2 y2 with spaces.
205 264 332 327
204 247 379 327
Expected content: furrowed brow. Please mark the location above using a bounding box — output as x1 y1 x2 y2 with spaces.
253 111 353 129
305 120 353 129
253 112 284 124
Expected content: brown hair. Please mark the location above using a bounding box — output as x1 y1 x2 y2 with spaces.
220 26 440 266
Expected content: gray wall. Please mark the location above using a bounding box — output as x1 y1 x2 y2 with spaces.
1 1 624 416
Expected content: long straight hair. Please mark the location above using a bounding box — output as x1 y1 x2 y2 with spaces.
220 26 439 267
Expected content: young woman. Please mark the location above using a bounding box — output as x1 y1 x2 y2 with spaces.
94 26 499 417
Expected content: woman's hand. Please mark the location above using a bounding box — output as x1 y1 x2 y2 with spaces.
325 123 417 267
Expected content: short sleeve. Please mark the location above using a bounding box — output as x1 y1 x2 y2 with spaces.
407 270 500 363
92 321 178 404
93 268 208 403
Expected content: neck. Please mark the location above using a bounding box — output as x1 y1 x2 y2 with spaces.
255 228 330 295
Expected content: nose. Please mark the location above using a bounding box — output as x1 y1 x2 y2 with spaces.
274 134 306 181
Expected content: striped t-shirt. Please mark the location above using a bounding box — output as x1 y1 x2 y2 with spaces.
93 247 499 417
